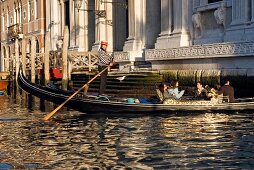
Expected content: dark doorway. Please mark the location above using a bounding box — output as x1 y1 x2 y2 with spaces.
64 1 70 30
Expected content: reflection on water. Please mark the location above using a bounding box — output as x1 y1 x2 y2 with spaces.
0 96 254 169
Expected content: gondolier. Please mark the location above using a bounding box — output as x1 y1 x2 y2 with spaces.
98 41 114 95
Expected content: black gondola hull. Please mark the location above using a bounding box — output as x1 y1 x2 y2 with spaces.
17 67 254 114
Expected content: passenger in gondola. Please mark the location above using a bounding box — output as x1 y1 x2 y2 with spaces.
156 82 172 102
192 81 209 100
167 80 185 100
218 79 235 103
206 83 220 98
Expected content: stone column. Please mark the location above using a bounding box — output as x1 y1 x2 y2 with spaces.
31 36 36 83
19 5 22 24
244 0 254 40
251 0 254 23
155 0 173 49
123 0 146 60
92 0 107 51
77 0 89 51
21 39 26 76
105 2 113 53
15 39 19 81
0 45 3 72
145 0 161 49
156 0 187 48
62 26 69 90
69 0 75 48
51 0 60 50
157 0 173 37
180 0 190 46
6 47 9 72
44 32 50 85
231 0 249 26
172 0 182 34
225 0 251 41
60 0 65 35
46 0 51 32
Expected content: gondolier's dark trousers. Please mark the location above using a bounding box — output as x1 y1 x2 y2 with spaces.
98 65 108 95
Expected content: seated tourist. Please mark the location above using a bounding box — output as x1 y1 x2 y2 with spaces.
193 81 209 100
167 80 185 100
156 82 172 102
218 79 235 103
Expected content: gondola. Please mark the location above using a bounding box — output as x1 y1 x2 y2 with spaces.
17 67 254 114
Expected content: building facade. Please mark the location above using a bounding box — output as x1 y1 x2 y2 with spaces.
1 0 254 79
0 0 46 72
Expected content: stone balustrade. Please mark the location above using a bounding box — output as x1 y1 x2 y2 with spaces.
68 51 98 72
113 52 130 62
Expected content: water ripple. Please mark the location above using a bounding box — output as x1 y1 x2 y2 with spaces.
0 97 254 169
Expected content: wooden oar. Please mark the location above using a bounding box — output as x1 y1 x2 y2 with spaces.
43 65 110 121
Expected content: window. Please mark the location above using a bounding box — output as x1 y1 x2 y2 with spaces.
10 16 13 25
23 10 26 20
208 0 223 3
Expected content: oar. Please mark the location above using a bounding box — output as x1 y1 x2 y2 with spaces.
43 65 110 121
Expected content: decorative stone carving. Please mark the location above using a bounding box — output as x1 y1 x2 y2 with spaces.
113 52 130 62
192 12 201 28
56 39 63 50
35 53 43 69
192 12 202 38
214 7 226 26
145 41 254 61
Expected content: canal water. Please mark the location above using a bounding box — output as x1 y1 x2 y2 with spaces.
0 96 254 169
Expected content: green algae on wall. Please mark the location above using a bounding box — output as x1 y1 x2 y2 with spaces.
201 70 221 87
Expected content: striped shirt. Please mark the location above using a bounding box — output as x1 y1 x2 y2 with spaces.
98 48 113 66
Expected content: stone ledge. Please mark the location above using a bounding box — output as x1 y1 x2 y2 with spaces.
145 41 254 61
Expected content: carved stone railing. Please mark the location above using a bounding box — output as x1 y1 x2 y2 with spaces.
25 53 31 70
15 53 43 71
113 51 130 62
7 23 23 40
35 53 44 69
68 51 98 72
145 41 254 61
49 51 62 68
